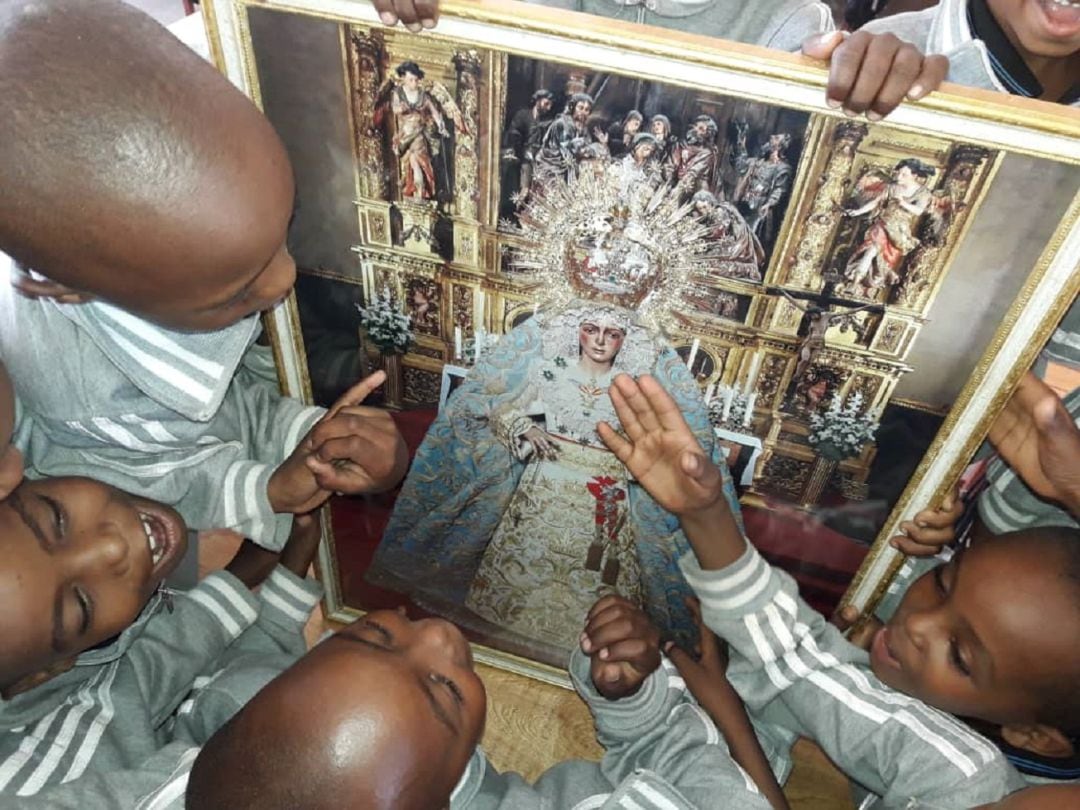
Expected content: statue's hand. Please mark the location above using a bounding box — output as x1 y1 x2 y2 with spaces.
522 425 559 460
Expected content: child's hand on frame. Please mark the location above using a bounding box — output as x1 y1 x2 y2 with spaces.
580 595 662 700
598 374 723 518
802 30 948 121
890 485 962 557
371 0 438 32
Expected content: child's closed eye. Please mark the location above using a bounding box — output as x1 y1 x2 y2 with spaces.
430 671 464 705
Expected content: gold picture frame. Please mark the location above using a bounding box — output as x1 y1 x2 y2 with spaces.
203 0 1080 685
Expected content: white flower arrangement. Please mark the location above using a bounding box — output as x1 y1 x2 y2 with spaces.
808 390 879 461
357 289 412 355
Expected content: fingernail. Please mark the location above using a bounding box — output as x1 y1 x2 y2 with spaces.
917 521 927 529
826 97 841 109
599 648 609 660
867 111 883 122
842 107 857 118
407 22 422 33
422 18 436 29
580 636 592 652
908 84 925 99
379 11 397 25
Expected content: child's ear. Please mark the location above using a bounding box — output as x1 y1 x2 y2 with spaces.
1001 723 1075 758
0 658 77 699
10 266 94 304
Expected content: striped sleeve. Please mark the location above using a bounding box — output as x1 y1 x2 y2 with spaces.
0 742 196 810
680 545 1022 807
125 572 259 727
253 566 323 656
166 567 321 746
566 648 770 808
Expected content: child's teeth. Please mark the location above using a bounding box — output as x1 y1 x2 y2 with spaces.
140 513 164 565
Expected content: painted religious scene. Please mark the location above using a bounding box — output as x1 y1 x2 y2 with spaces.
244 6 1080 669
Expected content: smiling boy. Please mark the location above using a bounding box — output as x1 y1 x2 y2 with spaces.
595 374 1080 808
0 473 323 798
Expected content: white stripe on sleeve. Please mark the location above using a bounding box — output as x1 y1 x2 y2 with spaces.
60 663 120 782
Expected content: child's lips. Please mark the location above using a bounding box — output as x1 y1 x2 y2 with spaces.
872 626 903 672
134 501 188 579
1034 0 1080 38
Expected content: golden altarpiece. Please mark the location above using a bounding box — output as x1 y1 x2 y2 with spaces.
343 25 997 505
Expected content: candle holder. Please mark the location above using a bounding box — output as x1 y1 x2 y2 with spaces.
706 385 758 431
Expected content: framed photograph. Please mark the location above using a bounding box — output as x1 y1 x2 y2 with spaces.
203 0 1080 683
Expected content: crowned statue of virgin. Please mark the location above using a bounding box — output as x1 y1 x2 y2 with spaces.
367 167 743 665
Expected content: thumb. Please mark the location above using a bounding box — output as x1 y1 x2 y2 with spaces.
832 604 859 631
680 450 708 480
801 29 844 60
663 641 694 673
1033 392 1067 436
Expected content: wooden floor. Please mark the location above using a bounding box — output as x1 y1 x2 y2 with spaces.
199 528 853 808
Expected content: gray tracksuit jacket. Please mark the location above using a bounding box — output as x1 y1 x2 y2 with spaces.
31 648 774 809
0 566 321 804
525 0 834 51
0 269 324 551
680 544 1027 808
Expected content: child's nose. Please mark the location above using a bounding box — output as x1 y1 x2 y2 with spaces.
902 607 939 652
416 619 468 664
77 523 130 575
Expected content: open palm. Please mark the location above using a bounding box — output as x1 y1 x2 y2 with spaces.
597 374 722 517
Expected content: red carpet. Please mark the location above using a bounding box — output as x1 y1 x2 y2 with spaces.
329 409 867 620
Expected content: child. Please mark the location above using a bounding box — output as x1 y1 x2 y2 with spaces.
0 471 324 799
595 373 1080 807
0 0 407 550
862 0 1080 105
33 598 781 809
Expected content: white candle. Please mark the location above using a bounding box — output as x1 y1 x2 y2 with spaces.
744 353 762 395
686 338 700 372
704 382 716 405
454 327 463 360
721 386 734 422
743 392 757 427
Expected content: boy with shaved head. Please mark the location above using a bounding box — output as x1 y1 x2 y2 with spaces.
17 598 779 809
0 0 407 551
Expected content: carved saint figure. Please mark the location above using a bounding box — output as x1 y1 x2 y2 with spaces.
501 89 554 207
608 109 644 159
781 290 880 388
647 114 677 176
673 115 719 198
376 61 467 201
731 124 793 245
692 190 764 283
841 158 947 296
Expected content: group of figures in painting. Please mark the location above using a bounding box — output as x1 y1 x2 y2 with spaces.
365 56 956 321
500 89 794 291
